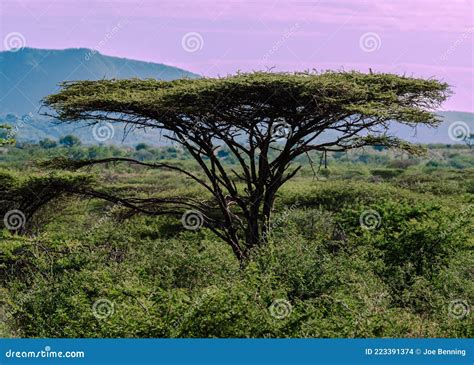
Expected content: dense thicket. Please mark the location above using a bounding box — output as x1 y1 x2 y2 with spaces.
1 145 472 338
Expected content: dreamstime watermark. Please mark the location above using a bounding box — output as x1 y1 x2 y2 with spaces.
448 121 470 142
448 299 470 319
5 346 85 359
423 149 447 165
181 210 204 230
3 32 26 52
269 298 292 319
436 27 473 64
262 203 298 241
87 202 124 234
359 209 381 230
439 204 473 240
92 122 115 142
181 32 204 53
85 21 127 61
4 113 34 140
261 23 300 64
92 299 114 319
270 121 292 141
175 121 203 146
359 32 381 53
3 209 26 231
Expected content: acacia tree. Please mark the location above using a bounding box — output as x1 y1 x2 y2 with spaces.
43 72 450 261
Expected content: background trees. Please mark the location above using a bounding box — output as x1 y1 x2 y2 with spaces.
0 169 93 234
43 71 450 262
59 135 81 148
39 138 58 149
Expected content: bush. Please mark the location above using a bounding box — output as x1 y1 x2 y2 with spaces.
39 138 57 149
0 169 93 234
59 135 81 148
370 168 404 179
1 165 472 338
337 200 471 310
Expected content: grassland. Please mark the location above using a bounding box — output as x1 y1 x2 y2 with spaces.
1 143 473 338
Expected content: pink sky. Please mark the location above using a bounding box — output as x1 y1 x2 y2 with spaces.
1 0 473 111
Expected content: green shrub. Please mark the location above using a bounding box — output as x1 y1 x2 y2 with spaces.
1 158 472 338
370 168 404 179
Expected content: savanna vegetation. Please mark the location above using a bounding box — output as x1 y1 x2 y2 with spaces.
0 72 472 338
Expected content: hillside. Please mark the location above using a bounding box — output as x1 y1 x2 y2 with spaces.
0 48 198 145
0 47 198 114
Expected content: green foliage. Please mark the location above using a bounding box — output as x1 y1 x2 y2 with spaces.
43 71 450 158
135 143 149 151
0 169 94 233
59 134 81 147
339 201 470 301
39 138 57 149
370 168 404 179
44 72 449 127
0 125 14 146
1 133 472 339
1 166 472 338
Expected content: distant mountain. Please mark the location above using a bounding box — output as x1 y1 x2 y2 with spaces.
0 47 198 145
0 47 198 114
0 48 472 145
391 111 473 144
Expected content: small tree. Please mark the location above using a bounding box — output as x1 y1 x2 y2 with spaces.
43 72 450 262
1 170 93 234
59 134 81 147
135 143 149 151
39 138 58 149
